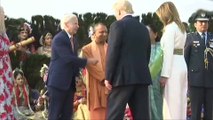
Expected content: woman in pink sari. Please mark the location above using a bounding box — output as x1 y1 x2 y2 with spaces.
0 6 16 120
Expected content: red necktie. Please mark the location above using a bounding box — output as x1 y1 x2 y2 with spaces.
70 37 74 52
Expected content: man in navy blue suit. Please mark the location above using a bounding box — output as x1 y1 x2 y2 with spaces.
47 13 97 120
104 0 152 119
185 10 213 120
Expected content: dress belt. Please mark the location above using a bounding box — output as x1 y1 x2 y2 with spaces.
173 49 183 55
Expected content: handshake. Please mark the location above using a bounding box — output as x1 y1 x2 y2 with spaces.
87 58 98 65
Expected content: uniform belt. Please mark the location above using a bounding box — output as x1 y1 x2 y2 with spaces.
173 49 183 55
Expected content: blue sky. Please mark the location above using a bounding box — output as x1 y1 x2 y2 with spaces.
1 0 213 23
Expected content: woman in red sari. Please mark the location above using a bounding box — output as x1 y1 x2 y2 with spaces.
13 68 35 119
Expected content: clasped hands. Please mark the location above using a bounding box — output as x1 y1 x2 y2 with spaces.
86 58 113 90
104 80 112 91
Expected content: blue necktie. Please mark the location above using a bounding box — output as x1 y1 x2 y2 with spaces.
201 32 206 45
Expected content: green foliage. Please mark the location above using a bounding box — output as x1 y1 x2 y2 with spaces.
5 17 28 41
5 12 117 49
10 52 50 91
9 51 23 70
43 15 60 35
141 12 163 38
94 12 108 23
31 15 44 43
76 13 93 48
22 54 50 90
7 12 167 90
105 15 116 28
141 12 153 25
142 12 163 30
31 15 60 48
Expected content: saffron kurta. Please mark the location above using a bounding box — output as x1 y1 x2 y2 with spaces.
81 41 108 119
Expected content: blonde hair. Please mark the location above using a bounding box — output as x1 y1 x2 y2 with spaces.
0 6 6 36
113 0 134 14
156 2 185 33
60 13 77 30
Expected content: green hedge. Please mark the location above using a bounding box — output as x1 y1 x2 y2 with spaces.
10 53 50 91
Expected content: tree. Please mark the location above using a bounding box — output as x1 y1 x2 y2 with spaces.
76 13 89 48
94 12 108 23
105 15 116 29
141 12 163 39
30 15 60 48
43 15 60 35
31 15 44 48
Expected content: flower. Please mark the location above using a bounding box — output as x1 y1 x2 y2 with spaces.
40 64 49 78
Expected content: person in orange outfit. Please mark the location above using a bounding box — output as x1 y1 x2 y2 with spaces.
81 23 108 120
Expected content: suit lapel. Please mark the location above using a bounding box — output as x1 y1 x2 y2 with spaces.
62 30 76 54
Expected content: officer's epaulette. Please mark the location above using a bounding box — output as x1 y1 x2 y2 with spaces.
187 32 195 36
207 32 213 35
188 32 196 34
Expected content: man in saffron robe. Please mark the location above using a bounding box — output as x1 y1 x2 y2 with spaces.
81 23 108 120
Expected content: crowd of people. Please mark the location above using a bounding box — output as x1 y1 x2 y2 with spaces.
0 0 213 120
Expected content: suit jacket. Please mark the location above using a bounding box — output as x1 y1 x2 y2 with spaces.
106 15 152 87
47 30 87 90
185 32 213 87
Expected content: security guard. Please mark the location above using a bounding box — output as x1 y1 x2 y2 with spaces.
185 10 213 120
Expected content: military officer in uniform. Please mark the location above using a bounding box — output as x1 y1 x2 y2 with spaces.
185 10 213 120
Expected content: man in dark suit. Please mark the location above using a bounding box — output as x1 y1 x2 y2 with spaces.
47 13 97 120
185 10 213 120
104 0 152 119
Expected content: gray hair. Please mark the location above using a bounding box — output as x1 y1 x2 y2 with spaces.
60 13 77 30
88 23 107 37
113 0 134 14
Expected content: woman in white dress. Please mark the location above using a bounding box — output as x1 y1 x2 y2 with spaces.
156 2 188 119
